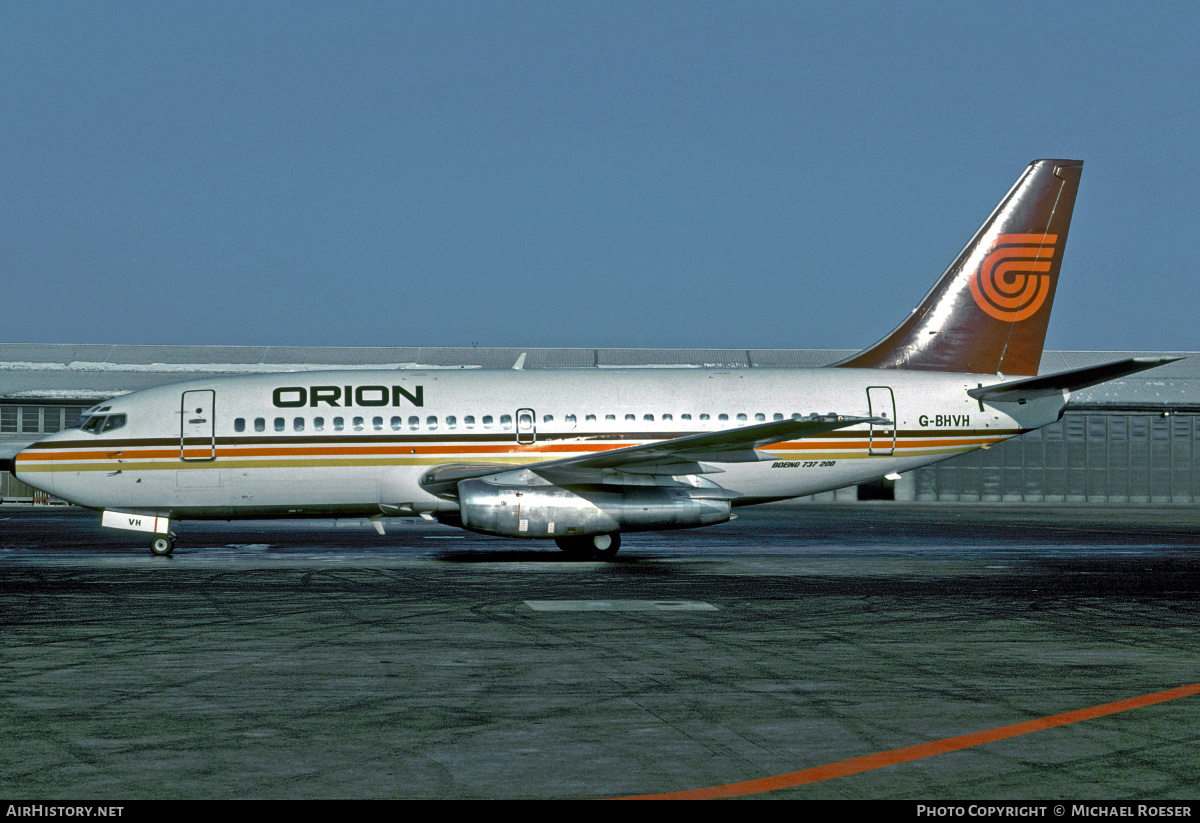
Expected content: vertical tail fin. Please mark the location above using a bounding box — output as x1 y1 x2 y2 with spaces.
835 159 1083 376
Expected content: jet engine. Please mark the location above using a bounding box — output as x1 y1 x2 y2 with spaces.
457 477 731 538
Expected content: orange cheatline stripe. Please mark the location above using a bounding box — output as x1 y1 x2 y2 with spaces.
769 437 1003 451
18 431 1016 463
15 434 1004 467
17 441 632 460
619 681 1200 800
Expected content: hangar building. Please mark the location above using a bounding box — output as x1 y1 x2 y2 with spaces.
2 343 1197 505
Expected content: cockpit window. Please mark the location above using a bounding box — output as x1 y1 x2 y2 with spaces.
100 414 126 433
77 413 127 434
68 404 106 430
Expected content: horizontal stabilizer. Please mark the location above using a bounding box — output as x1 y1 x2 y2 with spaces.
967 357 1183 403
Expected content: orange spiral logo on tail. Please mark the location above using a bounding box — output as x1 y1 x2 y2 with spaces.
968 233 1057 322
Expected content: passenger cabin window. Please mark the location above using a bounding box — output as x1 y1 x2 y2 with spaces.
334 417 344 431
373 417 383 431
294 418 305 432
564 414 575 425
465 415 476 429
353 417 364 431
483 415 493 429
408 416 419 430
500 414 512 430
314 417 325 431
585 414 596 422
447 416 457 429
426 416 437 430
275 418 285 432
255 418 266 432
391 416 403 431
235 418 246 433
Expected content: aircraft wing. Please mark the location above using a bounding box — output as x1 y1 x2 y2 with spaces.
419 414 880 496
967 357 1183 403
529 413 879 471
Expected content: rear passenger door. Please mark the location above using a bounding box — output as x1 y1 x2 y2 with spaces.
866 386 896 455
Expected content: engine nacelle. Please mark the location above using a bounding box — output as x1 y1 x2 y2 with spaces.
457 478 731 538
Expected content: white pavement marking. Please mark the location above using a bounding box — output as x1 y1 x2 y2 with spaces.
524 600 718 612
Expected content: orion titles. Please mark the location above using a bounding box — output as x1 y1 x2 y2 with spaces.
272 385 424 408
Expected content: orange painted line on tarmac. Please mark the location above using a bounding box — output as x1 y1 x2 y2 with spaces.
621 681 1200 800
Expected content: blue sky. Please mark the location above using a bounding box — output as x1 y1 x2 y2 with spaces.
2 1 1198 352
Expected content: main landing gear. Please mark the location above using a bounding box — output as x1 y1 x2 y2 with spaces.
149 534 176 557
555 533 621 560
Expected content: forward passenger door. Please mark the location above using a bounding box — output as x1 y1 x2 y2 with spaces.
180 390 216 461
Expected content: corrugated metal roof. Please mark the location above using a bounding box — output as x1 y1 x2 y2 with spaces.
0 343 1194 407
597 349 753 368
749 350 854 368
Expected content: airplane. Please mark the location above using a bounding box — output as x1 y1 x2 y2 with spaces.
9 159 1180 558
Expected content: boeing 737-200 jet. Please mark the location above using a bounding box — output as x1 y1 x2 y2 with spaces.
11 159 1180 557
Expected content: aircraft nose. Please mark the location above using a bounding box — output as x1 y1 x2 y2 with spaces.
7 441 55 496
2 441 30 478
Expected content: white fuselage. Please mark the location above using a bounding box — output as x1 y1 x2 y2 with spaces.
14 367 1065 524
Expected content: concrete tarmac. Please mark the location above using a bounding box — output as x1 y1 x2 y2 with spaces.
3 504 1200 800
